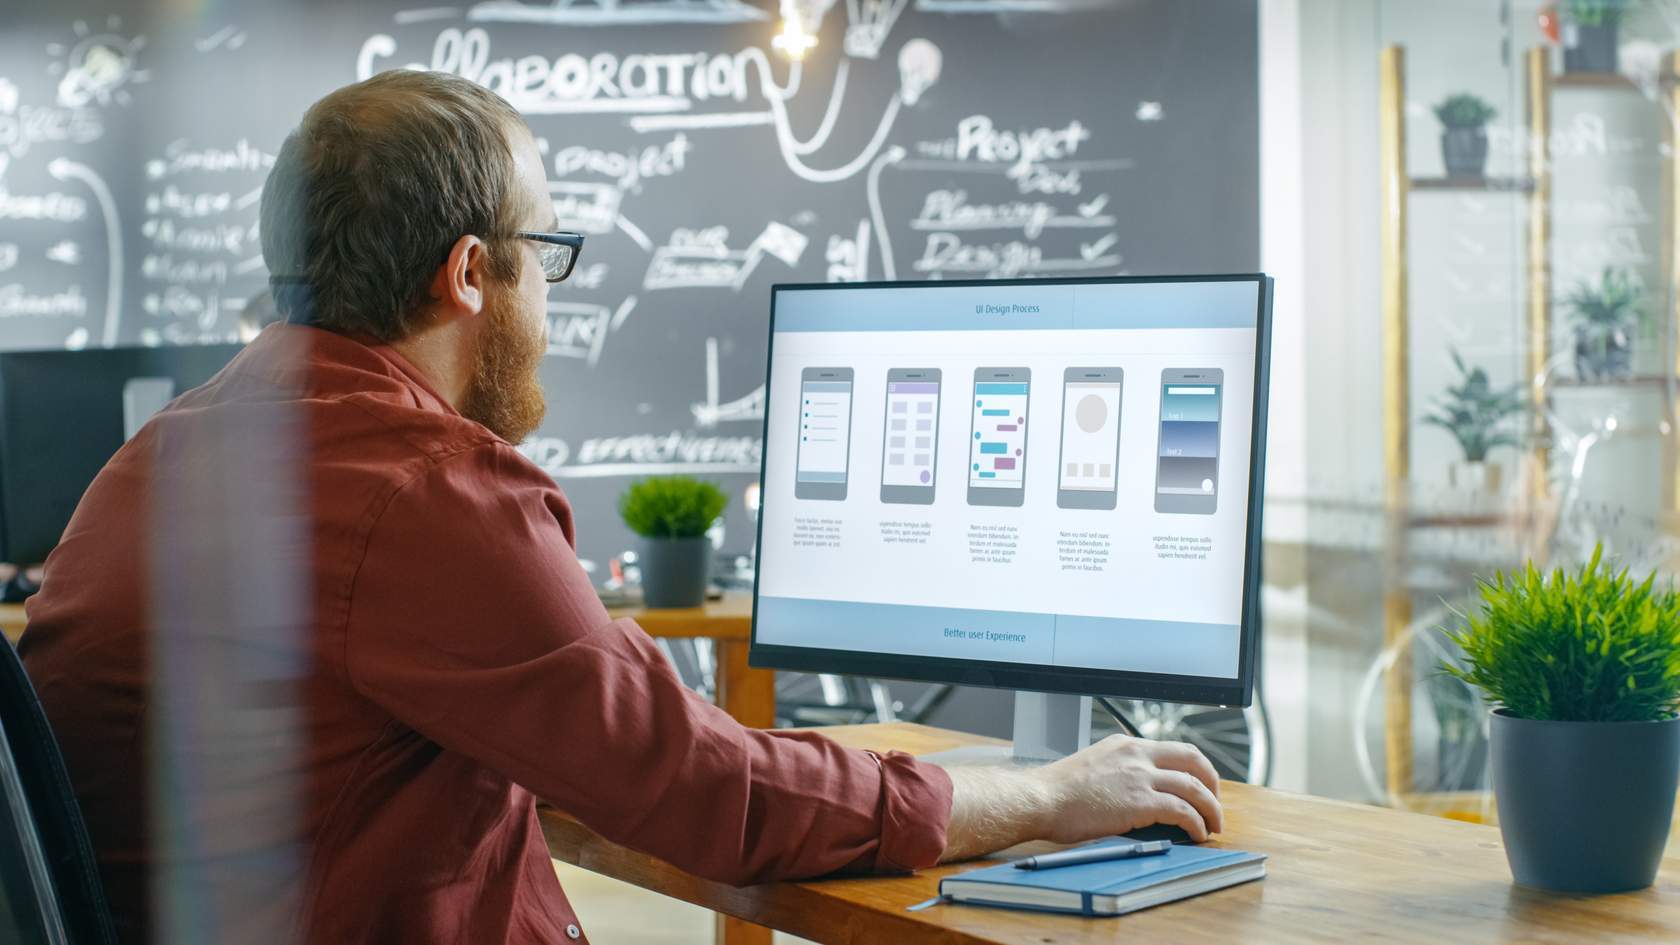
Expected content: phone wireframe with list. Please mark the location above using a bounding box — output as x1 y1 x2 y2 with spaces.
880 368 941 504
794 367 854 501
1154 368 1222 514
968 367 1030 507
1056 367 1123 510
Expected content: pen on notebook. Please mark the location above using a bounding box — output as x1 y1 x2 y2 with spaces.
1013 839 1173 871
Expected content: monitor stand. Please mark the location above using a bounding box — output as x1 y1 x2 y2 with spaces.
919 691 1092 767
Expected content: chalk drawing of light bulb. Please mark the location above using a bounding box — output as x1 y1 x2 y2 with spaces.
791 0 840 30
845 0 909 59
897 38 941 106
47 20 149 109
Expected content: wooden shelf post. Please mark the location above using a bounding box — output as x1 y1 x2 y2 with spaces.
1378 44 1413 800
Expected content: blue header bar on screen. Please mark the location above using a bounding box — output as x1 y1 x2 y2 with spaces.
774 279 1261 332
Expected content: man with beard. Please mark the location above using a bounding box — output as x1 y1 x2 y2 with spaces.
19 71 1223 944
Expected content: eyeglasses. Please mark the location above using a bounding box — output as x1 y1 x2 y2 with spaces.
517 231 585 283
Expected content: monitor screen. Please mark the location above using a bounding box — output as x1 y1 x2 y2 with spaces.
750 276 1271 706
0 345 243 564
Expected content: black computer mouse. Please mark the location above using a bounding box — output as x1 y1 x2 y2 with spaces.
1123 823 1199 845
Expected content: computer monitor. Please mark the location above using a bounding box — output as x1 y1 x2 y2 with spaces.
749 275 1272 757
0 345 243 565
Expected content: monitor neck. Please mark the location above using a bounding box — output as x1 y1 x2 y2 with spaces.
1011 691 1091 762
918 691 1093 767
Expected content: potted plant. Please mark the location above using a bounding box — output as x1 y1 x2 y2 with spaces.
1433 93 1497 179
1442 547 1680 892
1421 349 1523 495
619 476 728 608
1563 0 1625 75
1566 266 1643 381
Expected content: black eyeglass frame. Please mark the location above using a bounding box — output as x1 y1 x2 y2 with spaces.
517 230 586 283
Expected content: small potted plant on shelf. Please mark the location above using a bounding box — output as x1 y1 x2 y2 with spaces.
1442 546 1680 893
619 475 728 608
1433 93 1497 179
1563 0 1626 75
1566 266 1643 381
1422 349 1523 495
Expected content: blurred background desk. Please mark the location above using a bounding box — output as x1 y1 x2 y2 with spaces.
1 605 24 645
0 596 774 734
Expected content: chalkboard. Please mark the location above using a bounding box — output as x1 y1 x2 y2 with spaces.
0 0 1258 568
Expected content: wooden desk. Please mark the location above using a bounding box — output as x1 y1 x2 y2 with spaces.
606 593 772 732
1 603 25 645
543 722 1680 944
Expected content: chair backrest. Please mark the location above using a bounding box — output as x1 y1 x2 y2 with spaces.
0 715 67 944
0 639 118 945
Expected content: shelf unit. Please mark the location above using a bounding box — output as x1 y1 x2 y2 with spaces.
1377 45 1680 800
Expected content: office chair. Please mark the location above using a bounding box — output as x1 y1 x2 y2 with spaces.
2 715 66 943
0 640 118 945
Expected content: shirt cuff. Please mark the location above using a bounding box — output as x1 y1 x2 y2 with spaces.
871 751 953 873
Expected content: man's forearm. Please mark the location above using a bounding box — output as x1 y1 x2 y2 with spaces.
937 765 1054 862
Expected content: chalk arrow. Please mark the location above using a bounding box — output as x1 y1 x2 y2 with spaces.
46 240 81 265
867 146 907 280
49 158 123 346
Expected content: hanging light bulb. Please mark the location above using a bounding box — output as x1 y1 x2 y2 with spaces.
773 0 818 60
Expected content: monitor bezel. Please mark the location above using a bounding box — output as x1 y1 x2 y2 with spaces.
749 273 1272 708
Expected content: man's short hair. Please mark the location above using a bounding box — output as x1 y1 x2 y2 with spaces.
260 70 530 342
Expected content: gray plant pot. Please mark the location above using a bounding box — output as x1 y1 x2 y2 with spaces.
1563 21 1619 75
1441 126 1489 179
1573 325 1633 381
1490 710 1680 892
639 536 711 608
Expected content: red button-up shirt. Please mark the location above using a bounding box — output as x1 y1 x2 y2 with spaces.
20 324 952 945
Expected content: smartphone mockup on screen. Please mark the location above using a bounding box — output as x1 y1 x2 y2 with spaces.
1056 367 1123 510
1154 368 1222 514
795 367 855 501
880 368 941 504
968 367 1030 507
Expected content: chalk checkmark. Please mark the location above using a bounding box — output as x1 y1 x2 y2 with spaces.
1082 234 1118 260
1078 195 1109 217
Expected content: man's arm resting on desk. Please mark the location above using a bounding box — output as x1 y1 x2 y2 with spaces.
938 735 1224 862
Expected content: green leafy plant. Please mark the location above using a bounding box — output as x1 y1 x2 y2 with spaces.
619 476 728 539
1434 93 1497 129
1566 267 1645 339
1441 546 1680 722
1421 350 1524 463
1569 0 1627 27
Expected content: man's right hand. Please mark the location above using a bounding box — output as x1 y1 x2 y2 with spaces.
937 735 1224 863
1035 734 1222 843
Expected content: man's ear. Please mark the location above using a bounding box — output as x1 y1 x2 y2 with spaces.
429 234 488 317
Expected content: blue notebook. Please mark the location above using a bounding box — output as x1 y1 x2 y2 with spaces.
938 838 1267 917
